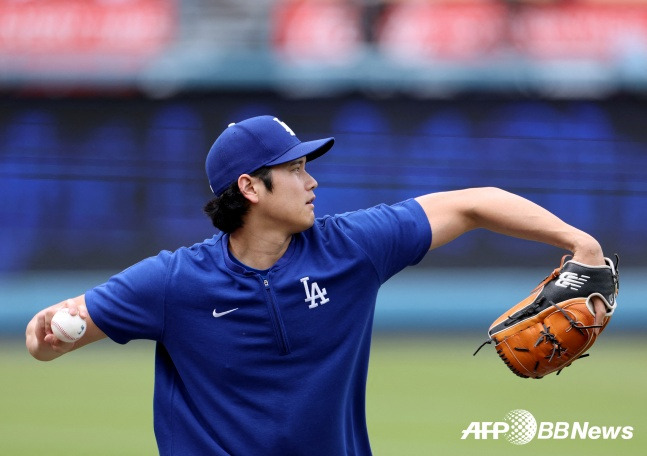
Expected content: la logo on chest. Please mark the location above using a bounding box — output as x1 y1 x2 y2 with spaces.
300 277 330 309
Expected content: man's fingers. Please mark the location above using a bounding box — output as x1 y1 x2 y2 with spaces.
66 298 79 316
43 333 75 352
593 297 606 323
592 296 607 336
41 311 54 336
64 298 89 319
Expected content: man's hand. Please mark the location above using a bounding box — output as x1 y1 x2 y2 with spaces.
571 238 607 336
591 295 608 336
26 296 106 361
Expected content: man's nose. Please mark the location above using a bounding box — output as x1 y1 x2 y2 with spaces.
305 171 318 190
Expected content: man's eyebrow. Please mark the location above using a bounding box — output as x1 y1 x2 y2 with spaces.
288 158 306 166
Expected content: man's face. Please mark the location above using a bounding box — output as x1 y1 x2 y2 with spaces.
256 158 318 234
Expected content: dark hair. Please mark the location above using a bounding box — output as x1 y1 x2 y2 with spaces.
203 167 273 233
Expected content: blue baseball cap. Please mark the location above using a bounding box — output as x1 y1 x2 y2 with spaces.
206 115 335 196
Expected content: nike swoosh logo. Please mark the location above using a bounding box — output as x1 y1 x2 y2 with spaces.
212 308 238 318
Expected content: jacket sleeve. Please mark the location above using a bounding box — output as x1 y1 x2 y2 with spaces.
84 250 171 344
332 198 431 284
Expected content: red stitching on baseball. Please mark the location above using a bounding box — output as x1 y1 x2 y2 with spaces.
52 320 76 342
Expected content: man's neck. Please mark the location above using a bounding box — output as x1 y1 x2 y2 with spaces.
227 228 292 271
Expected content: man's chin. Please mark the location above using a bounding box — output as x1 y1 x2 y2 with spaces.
294 216 315 234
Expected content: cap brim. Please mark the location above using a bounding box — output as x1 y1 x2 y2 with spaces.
265 137 334 167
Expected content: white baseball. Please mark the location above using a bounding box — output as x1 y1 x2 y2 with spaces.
51 308 87 343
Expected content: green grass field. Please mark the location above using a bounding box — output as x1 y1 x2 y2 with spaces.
1 336 644 455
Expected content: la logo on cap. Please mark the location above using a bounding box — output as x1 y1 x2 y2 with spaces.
227 118 294 136
273 117 296 136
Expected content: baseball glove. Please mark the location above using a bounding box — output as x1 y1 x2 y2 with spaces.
474 255 619 379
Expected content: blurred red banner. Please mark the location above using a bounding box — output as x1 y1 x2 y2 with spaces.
0 0 175 55
273 0 362 63
377 2 508 62
513 4 647 59
375 2 647 62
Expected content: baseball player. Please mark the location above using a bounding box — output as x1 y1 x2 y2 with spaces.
26 115 609 455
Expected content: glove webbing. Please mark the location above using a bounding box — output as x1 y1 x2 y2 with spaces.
472 296 551 356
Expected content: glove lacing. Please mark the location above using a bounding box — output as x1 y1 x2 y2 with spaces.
473 299 602 376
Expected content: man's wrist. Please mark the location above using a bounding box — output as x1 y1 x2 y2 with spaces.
571 234 604 265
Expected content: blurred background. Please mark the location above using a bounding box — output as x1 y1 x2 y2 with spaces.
0 0 645 455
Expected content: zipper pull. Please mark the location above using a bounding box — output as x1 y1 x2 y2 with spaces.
263 279 269 287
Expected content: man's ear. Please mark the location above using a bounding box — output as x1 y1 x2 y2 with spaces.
238 174 260 203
